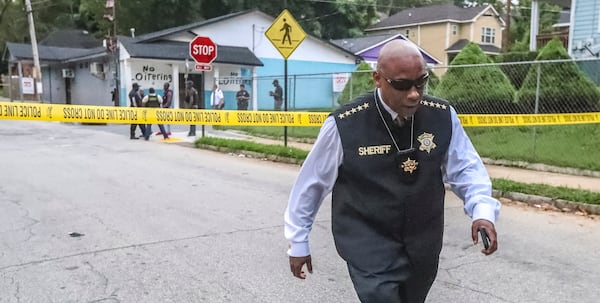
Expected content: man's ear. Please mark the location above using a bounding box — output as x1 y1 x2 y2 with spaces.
372 71 381 88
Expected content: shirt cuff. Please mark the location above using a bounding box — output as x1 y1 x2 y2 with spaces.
287 241 310 257
471 202 497 224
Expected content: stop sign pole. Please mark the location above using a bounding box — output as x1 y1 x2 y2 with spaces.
189 36 217 135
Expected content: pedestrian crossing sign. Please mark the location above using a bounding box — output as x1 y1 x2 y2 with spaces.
264 9 307 59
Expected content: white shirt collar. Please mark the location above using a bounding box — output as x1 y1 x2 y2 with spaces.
376 88 401 120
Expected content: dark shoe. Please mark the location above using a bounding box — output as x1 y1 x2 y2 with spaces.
144 136 149 141
130 136 139 140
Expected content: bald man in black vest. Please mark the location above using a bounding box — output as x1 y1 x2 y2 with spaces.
284 39 500 303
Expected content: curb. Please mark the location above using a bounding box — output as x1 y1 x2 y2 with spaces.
493 190 600 217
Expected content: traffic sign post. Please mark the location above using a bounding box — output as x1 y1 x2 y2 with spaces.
265 10 307 147
189 36 217 137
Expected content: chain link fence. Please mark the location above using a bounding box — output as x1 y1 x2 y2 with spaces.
337 57 600 115
325 58 600 170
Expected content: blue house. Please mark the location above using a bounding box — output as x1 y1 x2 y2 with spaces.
568 0 600 59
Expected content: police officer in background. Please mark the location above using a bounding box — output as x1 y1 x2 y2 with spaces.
142 87 169 141
128 82 146 139
184 80 200 136
161 82 173 136
236 83 250 110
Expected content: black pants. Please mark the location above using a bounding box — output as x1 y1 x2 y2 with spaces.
130 124 146 138
237 100 248 110
347 257 436 303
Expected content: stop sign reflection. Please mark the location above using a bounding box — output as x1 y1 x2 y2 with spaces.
189 36 217 64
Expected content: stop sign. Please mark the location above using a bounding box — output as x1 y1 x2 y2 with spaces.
189 36 217 64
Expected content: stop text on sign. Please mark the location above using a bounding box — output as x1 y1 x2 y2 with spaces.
191 44 215 57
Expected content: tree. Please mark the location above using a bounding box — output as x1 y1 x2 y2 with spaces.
337 61 374 105
515 39 600 113
507 0 561 51
0 0 28 74
434 42 517 114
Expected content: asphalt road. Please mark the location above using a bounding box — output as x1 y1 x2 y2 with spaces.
1 120 599 303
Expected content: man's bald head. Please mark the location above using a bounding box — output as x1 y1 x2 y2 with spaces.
377 40 425 73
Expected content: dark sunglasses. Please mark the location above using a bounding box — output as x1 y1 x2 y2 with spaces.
380 72 429 91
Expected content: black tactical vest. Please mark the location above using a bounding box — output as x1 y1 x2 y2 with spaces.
146 95 160 108
331 92 452 273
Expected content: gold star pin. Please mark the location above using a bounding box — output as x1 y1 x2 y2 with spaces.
401 157 418 174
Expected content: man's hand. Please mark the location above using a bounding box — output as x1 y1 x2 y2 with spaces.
472 219 498 255
290 255 312 279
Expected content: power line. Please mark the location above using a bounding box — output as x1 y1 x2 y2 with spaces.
301 0 378 8
298 10 342 23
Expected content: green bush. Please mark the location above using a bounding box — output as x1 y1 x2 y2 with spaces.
434 42 517 114
425 70 440 95
496 51 539 90
337 61 374 105
516 39 600 113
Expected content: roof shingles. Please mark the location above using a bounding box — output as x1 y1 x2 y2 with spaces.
368 4 490 30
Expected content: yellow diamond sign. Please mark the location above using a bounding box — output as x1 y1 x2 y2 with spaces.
265 9 307 59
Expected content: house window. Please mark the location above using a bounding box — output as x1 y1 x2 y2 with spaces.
405 29 410 37
452 25 458 35
481 27 495 44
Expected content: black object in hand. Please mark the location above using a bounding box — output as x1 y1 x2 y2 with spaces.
478 227 490 249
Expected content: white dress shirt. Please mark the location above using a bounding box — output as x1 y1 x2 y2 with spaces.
210 88 224 107
284 89 501 257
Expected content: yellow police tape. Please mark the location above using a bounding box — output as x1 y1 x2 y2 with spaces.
1 102 599 127
0 102 327 127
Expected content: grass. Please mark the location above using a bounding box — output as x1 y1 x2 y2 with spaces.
492 178 600 205
465 124 600 171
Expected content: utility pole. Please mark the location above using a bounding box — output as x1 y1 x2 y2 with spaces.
104 0 119 105
504 0 511 51
25 0 42 102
